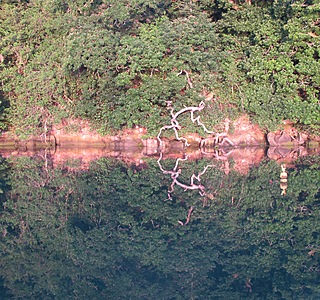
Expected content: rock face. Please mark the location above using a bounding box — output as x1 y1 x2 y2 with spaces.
275 132 292 144
229 115 265 146
267 130 308 146
199 115 266 148
266 128 311 161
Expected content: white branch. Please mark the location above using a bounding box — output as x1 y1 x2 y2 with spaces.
177 70 193 89
158 70 234 154
158 101 215 147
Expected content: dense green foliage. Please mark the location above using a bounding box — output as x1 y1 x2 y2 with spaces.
0 154 319 299
0 0 319 137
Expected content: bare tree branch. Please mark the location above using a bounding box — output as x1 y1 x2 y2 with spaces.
157 101 216 147
177 70 193 89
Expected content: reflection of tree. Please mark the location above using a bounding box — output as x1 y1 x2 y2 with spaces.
0 155 320 299
157 152 215 200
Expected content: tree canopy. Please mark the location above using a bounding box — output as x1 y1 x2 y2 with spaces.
0 0 319 138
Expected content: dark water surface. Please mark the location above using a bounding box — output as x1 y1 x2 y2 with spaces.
0 150 319 299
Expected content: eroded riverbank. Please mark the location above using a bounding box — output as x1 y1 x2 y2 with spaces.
0 115 319 173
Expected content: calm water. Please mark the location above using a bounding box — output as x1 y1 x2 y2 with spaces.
0 149 319 299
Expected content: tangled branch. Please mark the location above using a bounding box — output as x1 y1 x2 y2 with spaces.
158 70 234 149
157 101 216 147
177 70 193 89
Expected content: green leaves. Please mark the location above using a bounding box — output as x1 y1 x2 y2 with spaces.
0 0 319 137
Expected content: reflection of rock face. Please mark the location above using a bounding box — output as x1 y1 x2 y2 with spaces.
267 146 309 161
267 147 291 159
245 122 317 163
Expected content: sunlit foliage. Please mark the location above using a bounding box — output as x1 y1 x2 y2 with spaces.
0 0 319 137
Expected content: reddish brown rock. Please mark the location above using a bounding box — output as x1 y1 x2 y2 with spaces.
229 115 265 146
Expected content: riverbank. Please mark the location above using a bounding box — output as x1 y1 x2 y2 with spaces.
0 115 319 150
0 116 319 175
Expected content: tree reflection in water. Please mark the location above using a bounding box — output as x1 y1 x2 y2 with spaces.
0 151 319 299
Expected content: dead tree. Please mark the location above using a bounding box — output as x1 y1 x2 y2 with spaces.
158 70 234 149
157 100 216 148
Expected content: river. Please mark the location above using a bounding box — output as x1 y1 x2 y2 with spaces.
0 145 319 299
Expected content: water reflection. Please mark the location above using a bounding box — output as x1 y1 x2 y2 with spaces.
157 153 215 199
0 146 319 299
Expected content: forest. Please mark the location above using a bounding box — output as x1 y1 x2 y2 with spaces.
0 0 319 139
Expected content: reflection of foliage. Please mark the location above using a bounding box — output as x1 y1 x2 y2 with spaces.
0 155 319 299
